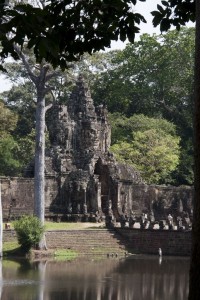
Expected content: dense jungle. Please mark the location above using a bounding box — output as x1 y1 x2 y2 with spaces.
0 27 195 186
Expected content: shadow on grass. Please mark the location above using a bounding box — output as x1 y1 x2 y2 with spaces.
3 241 28 257
3 247 28 257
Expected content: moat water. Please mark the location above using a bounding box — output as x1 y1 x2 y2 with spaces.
0 255 189 300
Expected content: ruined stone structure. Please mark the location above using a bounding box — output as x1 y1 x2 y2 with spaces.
1 76 193 222
40 75 142 220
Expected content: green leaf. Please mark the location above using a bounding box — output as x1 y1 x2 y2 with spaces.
161 1 169 7
157 4 164 13
151 11 163 27
160 18 171 32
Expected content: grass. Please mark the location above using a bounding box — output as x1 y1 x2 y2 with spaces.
45 222 85 230
54 249 78 261
3 241 78 261
3 241 22 256
4 221 105 231
44 221 105 231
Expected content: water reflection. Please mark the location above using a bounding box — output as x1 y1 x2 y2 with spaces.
0 259 2 299
0 256 189 300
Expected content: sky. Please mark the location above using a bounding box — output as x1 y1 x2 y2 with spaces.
0 0 194 93
110 0 163 50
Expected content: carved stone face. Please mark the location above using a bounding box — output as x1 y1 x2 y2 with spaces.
80 127 99 149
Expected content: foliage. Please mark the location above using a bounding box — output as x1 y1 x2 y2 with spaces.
0 135 21 176
15 129 36 171
0 99 36 175
0 28 195 184
151 0 195 32
2 83 37 137
0 51 75 137
110 114 180 184
0 0 146 70
0 1 195 70
0 47 75 178
0 101 21 175
109 113 177 143
91 27 195 184
92 28 194 121
14 215 45 252
0 100 18 135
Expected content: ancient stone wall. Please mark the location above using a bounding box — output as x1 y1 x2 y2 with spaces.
1 177 34 220
3 228 192 256
131 184 193 220
0 177 59 221
0 175 193 223
116 228 191 256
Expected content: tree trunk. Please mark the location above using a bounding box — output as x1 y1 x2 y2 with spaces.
13 48 51 250
188 1 200 299
34 89 46 249
0 181 2 257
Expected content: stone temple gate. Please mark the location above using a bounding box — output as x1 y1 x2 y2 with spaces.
1 75 193 222
26 75 143 220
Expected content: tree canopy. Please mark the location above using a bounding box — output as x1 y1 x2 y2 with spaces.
0 0 195 71
0 0 148 70
86 27 194 185
152 0 195 31
0 27 195 185
110 114 180 184
0 100 20 175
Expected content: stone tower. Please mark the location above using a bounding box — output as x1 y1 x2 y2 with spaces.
29 75 143 220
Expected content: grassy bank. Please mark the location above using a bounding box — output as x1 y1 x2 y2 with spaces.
3 241 78 261
3 221 105 231
3 221 104 260
45 221 105 230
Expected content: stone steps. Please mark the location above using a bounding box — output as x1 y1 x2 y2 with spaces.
45 229 133 255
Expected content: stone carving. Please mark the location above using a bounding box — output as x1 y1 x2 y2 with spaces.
37 75 142 221
129 210 136 228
